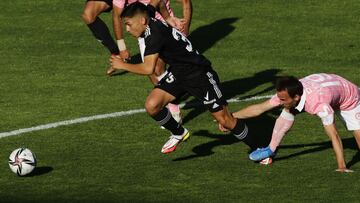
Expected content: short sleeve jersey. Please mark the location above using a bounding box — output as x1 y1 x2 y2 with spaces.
143 18 211 68
113 0 173 21
270 73 360 118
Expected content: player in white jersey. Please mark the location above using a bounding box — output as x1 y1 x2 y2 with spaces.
109 0 192 124
219 73 360 172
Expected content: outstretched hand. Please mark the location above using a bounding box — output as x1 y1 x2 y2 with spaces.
166 16 186 33
218 123 230 133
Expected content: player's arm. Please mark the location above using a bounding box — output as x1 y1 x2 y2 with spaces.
323 123 353 172
317 108 354 172
219 99 276 132
180 0 192 36
110 53 158 75
148 0 185 32
232 99 275 119
267 108 295 152
112 5 130 60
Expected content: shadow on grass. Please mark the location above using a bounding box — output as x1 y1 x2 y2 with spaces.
274 137 360 168
174 114 277 161
188 17 239 54
24 166 53 177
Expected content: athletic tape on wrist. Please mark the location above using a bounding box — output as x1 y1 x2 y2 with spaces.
117 39 127 51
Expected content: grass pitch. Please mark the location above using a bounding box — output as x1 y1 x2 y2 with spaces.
0 0 359 202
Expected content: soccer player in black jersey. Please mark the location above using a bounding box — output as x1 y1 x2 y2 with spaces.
109 2 252 154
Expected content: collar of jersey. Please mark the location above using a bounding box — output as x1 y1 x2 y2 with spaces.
295 91 306 112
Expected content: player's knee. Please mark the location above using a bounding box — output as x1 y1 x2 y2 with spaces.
145 99 161 116
82 11 95 24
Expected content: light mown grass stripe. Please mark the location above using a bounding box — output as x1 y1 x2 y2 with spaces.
0 95 273 138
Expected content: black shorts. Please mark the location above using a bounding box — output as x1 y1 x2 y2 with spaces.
155 65 228 113
86 0 113 12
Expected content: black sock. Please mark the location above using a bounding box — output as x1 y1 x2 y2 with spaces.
152 108 185 136
231 119 255 149
87 17 119 55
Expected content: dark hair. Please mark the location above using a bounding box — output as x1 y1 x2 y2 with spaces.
275 76 303 98
120 2 149 19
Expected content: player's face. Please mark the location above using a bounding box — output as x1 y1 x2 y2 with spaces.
277 90 300 109
124 15 146 38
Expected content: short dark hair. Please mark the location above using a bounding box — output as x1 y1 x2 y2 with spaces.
120 2 149 19
275 76 303 98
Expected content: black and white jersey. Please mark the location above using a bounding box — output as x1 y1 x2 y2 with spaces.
143 18 211 68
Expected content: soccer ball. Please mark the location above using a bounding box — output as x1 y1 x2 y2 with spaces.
9 148 37 176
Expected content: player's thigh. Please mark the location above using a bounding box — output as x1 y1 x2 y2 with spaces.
83 0 111 22
184 68 227 113
337 103 360 131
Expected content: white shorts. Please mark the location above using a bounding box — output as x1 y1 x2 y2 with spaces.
336 102 360 131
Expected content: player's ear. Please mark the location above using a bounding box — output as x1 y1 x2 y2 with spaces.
294 94 301 102
140 16 147 25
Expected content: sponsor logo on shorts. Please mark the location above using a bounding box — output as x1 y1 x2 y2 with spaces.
212 103 219 109
203 99 216 104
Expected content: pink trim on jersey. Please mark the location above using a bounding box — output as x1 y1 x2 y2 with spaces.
113 0 174 21
269 73 360 116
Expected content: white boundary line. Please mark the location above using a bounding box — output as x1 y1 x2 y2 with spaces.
0 95 272 139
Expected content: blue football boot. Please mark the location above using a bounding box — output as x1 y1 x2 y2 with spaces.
249 146 275 161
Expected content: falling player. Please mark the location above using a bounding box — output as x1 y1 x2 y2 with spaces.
221 73 360 172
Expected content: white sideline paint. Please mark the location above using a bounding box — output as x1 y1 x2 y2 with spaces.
0 95 272 139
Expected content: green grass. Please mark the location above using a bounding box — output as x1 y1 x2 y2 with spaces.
0 0 360 202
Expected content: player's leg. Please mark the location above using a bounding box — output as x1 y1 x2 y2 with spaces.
184 67 254 148
353 130 360 149
82 0 119 55
337 104 360 149
211 106 254 148
145 81 189 154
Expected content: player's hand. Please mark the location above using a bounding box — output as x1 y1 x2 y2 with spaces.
218 123 230 133
183 25 190 37
106 66 116 76
335 168 354 173
120 50 131 61
166 16 185 33
110 55 126 68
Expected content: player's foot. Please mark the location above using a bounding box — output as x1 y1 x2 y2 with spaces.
249 146 275 161
161 128 190 154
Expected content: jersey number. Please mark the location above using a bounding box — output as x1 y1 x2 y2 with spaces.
172 28 193 52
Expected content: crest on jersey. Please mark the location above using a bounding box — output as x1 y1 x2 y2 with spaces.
144 25 151 38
